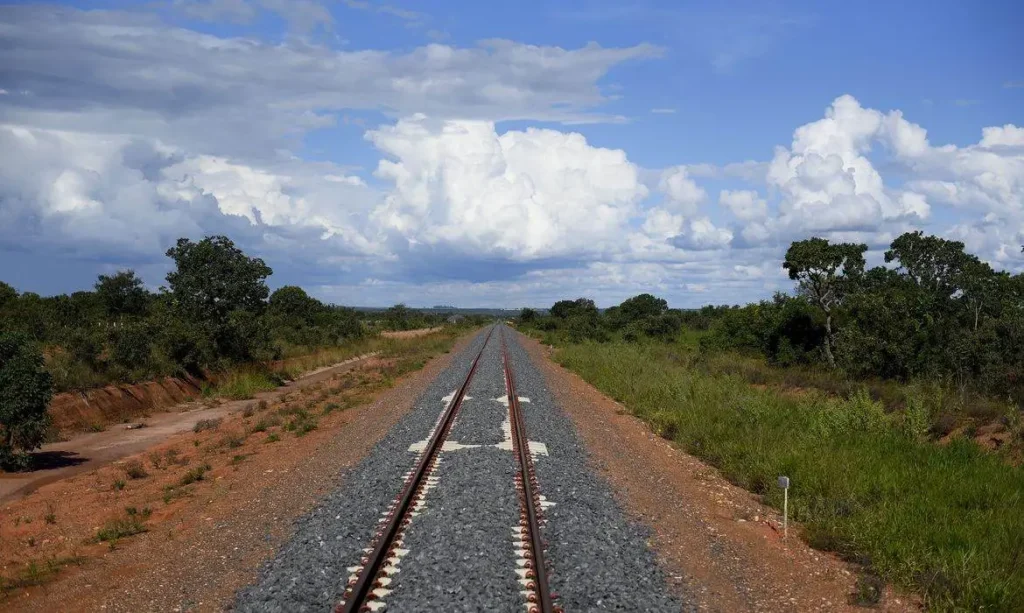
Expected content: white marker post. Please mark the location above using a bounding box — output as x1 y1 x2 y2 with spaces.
777 475 790 540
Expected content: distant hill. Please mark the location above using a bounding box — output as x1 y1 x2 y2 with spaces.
351 306 522 317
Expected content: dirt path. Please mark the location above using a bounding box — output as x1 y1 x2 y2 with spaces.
0 353 375 504
0 333 475 611
519 333 918 612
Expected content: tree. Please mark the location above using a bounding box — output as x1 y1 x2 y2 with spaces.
618 294 668 321
165 236 273 323
95 270 149 319
885 231 973 297
0 281 16 310
783 238 867 368
269 286 321 324
164 236 273 365
0 332 53 467
519 308 538 323
550 298 598 320
384 304 415 330
609 293 669 330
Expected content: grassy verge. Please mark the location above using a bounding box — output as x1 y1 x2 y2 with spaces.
696 349 1016 440
202 325 475 400
553 339 1024 611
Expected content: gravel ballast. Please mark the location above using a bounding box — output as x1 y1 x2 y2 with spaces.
235 325 686 612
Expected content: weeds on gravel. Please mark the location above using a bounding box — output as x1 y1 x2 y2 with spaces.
285 411 318 436
111 478 126 491
162 484 188 504
265 432 280 443
210 432 245 451
122 459 148 479
93 508 150 543
193 418 222 433
555 340 1024 612
248 415 281 434
179 463 212 486
0 556 85 597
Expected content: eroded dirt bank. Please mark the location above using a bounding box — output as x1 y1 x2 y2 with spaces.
48 376 203 433
0 354 375 504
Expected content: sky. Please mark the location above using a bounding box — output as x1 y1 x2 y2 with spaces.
0 0 1022 308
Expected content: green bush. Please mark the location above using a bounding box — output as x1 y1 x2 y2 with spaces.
108 323 154 376
0 333 54 467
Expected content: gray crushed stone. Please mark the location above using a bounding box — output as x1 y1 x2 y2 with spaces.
234 325 688 612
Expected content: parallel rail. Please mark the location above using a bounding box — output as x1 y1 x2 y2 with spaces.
337 324 556 612
501 328 555 613
338 326 494 613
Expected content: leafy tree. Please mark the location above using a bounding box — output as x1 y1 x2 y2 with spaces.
95 270 149 319
4 292 47 340
550 298 598 320
618 293 668 322
384 304 414 331
783 238 867 368
268 286 321 324
0 281 16 309
0 332 53 467
519 308 538 323
109 323 155 376
885 231 972 297
164 236 273 324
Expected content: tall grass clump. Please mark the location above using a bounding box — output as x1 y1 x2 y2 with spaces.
555 340 1024 611
208 367 283 400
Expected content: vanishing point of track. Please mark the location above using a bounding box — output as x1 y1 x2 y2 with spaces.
338 325 557 613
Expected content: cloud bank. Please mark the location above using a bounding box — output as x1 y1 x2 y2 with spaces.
0 5 1020 306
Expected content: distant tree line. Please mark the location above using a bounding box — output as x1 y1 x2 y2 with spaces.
1 236 367 393
518 293 685 343
0 235 368 465
0 234 485 466
703 232 1024 402
518 231 1024 403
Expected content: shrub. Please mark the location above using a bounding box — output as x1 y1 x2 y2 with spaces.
0 332 54 467
248 415 280 433
179 463 211 485
193 418 222 433
94 509 149 543
122 459 148 480
108 323 154 375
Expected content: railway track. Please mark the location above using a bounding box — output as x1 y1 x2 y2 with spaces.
337 325 557 613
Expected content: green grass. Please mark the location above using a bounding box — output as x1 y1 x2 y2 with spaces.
93 508 151 543
0 556 85 597
207 368 283 400
554 340 1024 611
178 462 212 486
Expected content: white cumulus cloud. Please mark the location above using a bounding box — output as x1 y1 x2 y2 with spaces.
719 189 767 221
367 116 648 260
659 165 707 214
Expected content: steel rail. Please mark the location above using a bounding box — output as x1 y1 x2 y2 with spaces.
338 325 495 613
501 328 555 613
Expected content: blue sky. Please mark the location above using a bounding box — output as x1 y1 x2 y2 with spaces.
0 0 1021 307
